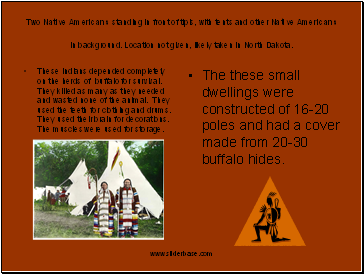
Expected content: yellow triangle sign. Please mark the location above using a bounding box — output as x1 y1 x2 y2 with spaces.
235 177 305 246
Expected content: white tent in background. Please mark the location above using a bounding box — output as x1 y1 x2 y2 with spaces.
33 187 45 200
53 158 84 193
67 159 83 184
99 140 163 218
67 160 97 208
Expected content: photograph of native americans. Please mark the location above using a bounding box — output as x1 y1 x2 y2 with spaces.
34 140 163 239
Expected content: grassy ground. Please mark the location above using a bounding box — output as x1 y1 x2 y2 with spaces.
34 200 163 238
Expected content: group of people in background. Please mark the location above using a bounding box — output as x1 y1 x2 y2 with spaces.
92 178 140 239
46 188 67 205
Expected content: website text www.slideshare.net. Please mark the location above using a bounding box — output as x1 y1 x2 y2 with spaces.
150 251 212 257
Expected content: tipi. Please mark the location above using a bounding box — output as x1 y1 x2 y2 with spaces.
66 159 97 209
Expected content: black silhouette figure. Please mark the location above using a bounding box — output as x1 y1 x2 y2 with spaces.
252 192 290 243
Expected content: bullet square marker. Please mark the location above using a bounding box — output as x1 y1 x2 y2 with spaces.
189 74 192 77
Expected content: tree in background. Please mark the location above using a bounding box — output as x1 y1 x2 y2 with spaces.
34 141 108 187
130 141 163 198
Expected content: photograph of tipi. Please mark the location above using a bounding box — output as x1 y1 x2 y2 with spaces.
33 140 164 239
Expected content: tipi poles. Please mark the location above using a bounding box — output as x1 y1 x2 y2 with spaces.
57 179 69 188
88 204 95 217
115 186 122 238
145 207 151 219
118 188 120 238
88 168 99 233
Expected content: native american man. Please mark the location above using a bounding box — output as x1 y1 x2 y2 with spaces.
60 188 66 203
252 192 290 243
55 190 60 203
115 178 140 238
92 182 115 237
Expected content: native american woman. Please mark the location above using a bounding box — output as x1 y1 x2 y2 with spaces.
47 190 52 203
92 182 115 237
115 178 140 238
